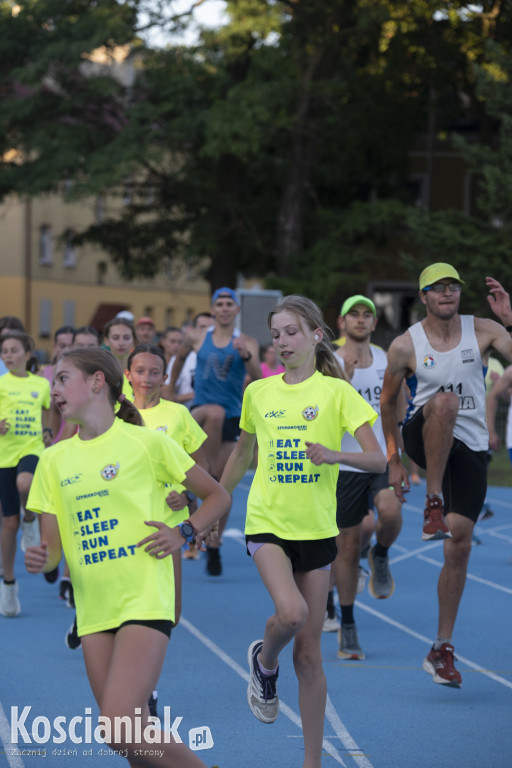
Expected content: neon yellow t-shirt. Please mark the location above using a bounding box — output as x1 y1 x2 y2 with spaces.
0 372 51 467
240 370 378 540
122 373 133 401
27 418 195 635
139 399 207 525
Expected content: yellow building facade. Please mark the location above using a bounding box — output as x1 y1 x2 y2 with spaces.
0 190 211 360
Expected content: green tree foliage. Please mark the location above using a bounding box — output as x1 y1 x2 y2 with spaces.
1 0 512 309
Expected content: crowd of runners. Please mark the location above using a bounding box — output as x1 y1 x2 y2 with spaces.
1 264 511 768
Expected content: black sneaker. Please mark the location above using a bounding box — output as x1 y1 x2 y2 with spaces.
44 566 59 584
59 578 71 602
66 582 75 609
65 615 81 650
148 693 159 720
206 547 222 576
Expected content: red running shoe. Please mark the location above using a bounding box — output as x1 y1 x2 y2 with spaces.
422 496 451 541
423 643 462 688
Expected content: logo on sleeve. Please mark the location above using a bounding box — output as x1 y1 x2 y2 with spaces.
101 462 120 481
423 356 435 369
302 405 319 421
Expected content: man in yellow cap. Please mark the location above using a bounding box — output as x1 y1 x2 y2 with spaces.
381 265 512 687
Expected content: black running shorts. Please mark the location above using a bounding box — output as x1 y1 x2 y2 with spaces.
402 407 487 523
336 469 390 529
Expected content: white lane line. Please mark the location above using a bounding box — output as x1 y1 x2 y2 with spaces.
416 555 512 595
0 702 25 768
325 696 375 768
483 497 512 510
180 617 347 765
355 601 512 690
484 530 512 544
390 542 443 564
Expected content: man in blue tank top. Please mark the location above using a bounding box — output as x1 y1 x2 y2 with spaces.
168 287 261 574
381 265 512 688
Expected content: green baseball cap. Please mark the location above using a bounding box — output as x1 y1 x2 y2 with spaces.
340 295 376 317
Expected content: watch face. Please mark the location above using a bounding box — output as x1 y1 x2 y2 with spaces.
181 522 194 537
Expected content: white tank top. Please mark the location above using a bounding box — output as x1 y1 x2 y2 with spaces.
405 316 488 451
339 345 388 473
506 403 512 450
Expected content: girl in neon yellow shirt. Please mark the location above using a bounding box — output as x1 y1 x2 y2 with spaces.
125 343 208 625
24 347 230 768
0 331 51 618
103 317 136 401
221 296 386 768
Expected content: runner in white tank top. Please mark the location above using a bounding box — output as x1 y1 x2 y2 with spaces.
381 265 512 689
329 295 403 661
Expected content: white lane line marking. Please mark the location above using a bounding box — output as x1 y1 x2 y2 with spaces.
180 617 346 765
0 702 25 768
416 555 512 595
325 696 375 768
355 601 512 690
390 542 443 564
483 497 512 510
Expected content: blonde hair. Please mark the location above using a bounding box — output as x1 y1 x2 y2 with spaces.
268 296 346 380
60 348 143 425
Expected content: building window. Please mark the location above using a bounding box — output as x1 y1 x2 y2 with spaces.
165 308 174 327
63 229 77 268
39 299 52 338
39 225 53 265
63 301 75 327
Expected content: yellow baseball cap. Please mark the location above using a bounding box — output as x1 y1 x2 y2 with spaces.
419 263 464 291
340 295 376 317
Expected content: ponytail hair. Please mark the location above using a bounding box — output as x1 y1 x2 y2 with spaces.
60 348 143 426
267 296 346 381
1 331 39 373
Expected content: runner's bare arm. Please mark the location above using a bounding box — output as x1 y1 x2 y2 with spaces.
380 333 414 502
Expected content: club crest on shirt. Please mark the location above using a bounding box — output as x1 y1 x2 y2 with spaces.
31 391 39 398
101 462 120 481
302 405 319 421
156 425 168 432
423 355 435 369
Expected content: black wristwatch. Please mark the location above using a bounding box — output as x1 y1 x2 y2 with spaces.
240 351 252 362
177 520 197 545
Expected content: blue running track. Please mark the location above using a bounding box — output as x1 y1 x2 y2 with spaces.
1 475 511 767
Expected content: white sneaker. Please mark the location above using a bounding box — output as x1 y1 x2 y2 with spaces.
20 518 40 553
357 564 369 594
322 612 339 633
0 581 21 617
247 640 279 723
